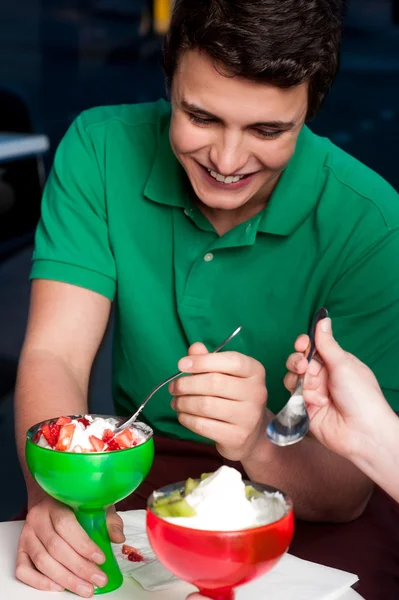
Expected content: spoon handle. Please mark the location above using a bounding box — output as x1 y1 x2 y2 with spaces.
307 307 329 363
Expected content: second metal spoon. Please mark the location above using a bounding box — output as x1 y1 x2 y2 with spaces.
266 307 328 447
114 325 243 434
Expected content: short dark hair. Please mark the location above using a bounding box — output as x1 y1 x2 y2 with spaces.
163 0 343 120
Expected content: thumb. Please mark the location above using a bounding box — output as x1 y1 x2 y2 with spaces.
188 342 209 356
106 506 125 543
315 318 345 369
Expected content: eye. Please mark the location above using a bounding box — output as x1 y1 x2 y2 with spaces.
254 129 282 139
189 114 214 126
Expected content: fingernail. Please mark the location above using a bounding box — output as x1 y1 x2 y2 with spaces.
91 552 105 564
77 584 93 598
91 573 108 588
51 583 65 592
321 318 332 333
179 358 193 371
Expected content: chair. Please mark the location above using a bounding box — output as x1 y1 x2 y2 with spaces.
0 87 46 262
0 87 46 401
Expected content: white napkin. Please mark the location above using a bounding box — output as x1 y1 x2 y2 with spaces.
113 510 359 599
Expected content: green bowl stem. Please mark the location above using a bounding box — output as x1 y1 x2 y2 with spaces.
75 508 123 594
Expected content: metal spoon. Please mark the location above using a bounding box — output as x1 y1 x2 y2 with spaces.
114 325 243 434
266 307 328 447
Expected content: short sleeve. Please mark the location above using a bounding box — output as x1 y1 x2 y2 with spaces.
31 113 116 300
327 228 399 411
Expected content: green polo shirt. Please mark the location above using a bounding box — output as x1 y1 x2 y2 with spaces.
31 100 399 443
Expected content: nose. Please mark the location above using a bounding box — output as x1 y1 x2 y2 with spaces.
209 129 248 176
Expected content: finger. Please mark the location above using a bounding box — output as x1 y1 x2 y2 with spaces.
177 412 234 443
16 550 64 592
315 318 346 367
286 353 308 375
294 334 309 353
50 507 105 565
306 357 325 378
170 372 261 402
35 529 108 589
284 372 321 393
283 372 299 392
187 594 207 600
188 342 209 356
177 351 264 379
106 506 125 543
304 390 329 408
172 395 242 424
25 532 95 598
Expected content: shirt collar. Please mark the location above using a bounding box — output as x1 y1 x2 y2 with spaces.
257 126 326 235
144 103 189 208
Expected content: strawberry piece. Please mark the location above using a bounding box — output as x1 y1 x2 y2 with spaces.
102 429 114 444
78 417 90 428
55 424 76 451
128 549 144 563
106 438 120 452
42 423 61 448
122 545 144 562
56 416 72 426
114 429 134 449
89 435 105 452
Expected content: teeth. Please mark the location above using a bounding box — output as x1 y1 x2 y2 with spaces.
207 169 245 184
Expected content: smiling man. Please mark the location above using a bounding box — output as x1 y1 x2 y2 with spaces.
14 0 399 598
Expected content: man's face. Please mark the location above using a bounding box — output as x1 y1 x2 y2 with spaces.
170 50 308 211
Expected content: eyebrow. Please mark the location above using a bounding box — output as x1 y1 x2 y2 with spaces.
181 100 296 130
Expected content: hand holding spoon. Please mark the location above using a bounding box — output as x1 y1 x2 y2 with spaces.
114 326 243 434
266 308 328 447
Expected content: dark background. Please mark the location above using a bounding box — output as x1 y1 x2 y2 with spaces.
1 0 398 520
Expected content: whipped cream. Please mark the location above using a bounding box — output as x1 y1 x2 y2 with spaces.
163 466 287 531
71 417 118 452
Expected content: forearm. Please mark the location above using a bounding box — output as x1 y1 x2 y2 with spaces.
241 412 373 522
351 411 399 503
15 348 88 508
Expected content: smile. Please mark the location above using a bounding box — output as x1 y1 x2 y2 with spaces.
206 168 246 185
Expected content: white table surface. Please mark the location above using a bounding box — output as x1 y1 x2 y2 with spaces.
0 133 50 162
0 522 364 600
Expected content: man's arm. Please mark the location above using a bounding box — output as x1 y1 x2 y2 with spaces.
242 416 374 523
15 279 111 506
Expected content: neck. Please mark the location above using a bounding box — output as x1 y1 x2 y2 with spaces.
196 177 279 236
197 201 265 236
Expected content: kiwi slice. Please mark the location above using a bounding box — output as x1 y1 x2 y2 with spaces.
153 497 197 518
184 477 199 496
153 490 183 507
245 485 263 500
200 472 213 481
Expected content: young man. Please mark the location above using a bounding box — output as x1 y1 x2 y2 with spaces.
15 0 399 597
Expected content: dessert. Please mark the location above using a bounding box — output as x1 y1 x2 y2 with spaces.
151 466 288 531
32 415 146 453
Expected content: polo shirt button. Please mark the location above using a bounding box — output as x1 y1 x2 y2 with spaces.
184 209 189 216
204 252 214 262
